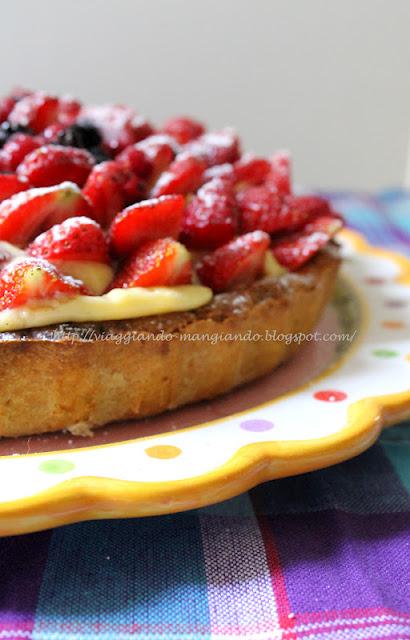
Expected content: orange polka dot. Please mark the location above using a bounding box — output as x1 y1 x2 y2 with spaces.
145 445 182 459
382 321 406 330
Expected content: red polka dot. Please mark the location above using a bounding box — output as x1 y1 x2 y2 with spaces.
314 390 348 402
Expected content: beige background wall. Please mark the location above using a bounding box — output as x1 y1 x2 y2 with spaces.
1 0 410 190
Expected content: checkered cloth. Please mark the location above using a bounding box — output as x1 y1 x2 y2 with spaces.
1 190 410 640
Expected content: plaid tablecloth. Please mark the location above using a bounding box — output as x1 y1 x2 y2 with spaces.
1 190 410 640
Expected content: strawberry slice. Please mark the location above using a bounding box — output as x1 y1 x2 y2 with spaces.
0 257 86 311
151 154 205 197
110 194 185 256
161 116 205 144
265 151 291 195
27 217 109 264
0 133 41 172
0 174 29 202
0 96 16 124
238 189 326 235
181 177 238 250
82 160 141 227
0 182 92 247
17 145 95 187
57 95 81 125
202 163 235 183
237 186 283 234
271 214 343 270
8 93 59 133
196 230 270 292
112 238 192 288
186 129 241 167
27 216 112 294
234 153 271 185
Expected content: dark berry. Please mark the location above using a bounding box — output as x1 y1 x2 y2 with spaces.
88 146 111 164
57 122 102 149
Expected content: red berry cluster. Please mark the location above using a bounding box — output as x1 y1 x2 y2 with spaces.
0 89 343 309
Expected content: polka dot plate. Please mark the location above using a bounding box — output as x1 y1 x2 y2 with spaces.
0 229 409 536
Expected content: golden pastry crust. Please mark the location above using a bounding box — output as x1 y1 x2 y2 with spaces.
0 248 340 438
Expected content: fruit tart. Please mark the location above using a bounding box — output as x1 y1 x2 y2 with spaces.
0 90 343 437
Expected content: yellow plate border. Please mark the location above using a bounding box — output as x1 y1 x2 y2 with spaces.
1 229 409 536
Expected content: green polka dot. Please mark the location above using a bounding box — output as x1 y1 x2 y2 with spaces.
39 459 75 474
372 349 399 358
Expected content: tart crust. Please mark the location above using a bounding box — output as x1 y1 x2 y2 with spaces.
0 247 340 438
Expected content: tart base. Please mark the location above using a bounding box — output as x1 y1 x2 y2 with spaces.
0 248 340 438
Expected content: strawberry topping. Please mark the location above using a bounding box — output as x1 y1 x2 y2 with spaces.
112 238 192 288
82 160 141 227
27 217 110 264
17 145 94 187
0 257 86 311
181 177 238 249
197 231 270 292
161 116 205 144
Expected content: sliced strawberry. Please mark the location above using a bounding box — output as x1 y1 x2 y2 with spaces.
234 153 271 185
112 238 192 288
265 151 291 195
237 186 283 234
27 216 109 264
17 145 94 187
0 96 16 124
161 116 205 144
109 194 185 256
271 214 343 270
8 93 59 133
0 174 29 202
116 145 151 178
197 230 270 292
80 104 154 153
0 133 41 172
0 182 92 246
202 163 235 183
0 256 86 311
58 95 81 125
181 177 238 250
82 160 141 227
186 129 241 167
151 154 205 197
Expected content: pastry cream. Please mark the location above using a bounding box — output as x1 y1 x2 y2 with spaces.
0 285 213 332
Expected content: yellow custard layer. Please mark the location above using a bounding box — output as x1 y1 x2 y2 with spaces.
0 285 213 332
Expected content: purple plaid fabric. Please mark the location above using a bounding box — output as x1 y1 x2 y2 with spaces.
0 190 409 640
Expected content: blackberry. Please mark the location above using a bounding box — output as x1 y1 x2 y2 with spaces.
0 121 32 149
88 146 111 164
57 122 102 149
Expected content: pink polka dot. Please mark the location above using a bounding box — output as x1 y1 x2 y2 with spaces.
365 277 386 285
314 390 347 403
240 419 275 432
384 299 407 308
